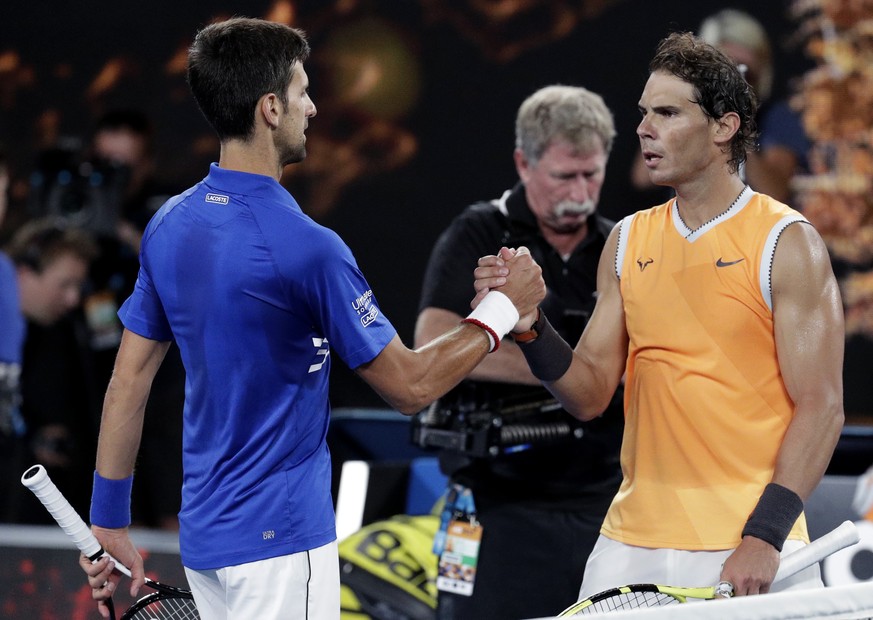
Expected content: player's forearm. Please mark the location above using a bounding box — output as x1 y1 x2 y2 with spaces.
546 355 618 421
389 325 494 414
738 396 842 556
771 396 844 500
416 306 541 386
95 374 150 478
361 329 489 414
518 307 625 421
94 334 169 477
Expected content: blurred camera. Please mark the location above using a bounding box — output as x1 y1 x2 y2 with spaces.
27 142 130 237
412 384 585 458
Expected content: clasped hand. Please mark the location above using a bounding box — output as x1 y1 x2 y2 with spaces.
472 246 544 332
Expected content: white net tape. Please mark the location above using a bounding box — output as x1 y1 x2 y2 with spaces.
531 583 873 620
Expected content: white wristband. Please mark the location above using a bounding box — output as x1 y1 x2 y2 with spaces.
465 291 520 350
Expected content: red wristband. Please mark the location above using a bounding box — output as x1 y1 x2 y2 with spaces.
461 317 500 352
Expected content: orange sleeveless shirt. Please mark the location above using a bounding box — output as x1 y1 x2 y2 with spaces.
603 187 810 549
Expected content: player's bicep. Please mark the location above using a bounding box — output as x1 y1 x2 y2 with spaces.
771 223 844 408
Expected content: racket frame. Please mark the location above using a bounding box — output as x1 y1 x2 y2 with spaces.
559 520 860 616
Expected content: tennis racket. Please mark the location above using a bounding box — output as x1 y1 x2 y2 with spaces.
558 519 860 616
20 464 199 620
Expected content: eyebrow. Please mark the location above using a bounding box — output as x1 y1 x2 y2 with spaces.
639 103 681 114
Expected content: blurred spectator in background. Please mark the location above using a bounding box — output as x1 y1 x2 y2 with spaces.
0 148 28 521
83 109 174 369
630 8 810 204
20 110 184 530
85 112 185 530
90 109 173 238
1 218 99 523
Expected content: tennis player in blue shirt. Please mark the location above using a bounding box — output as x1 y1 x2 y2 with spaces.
79 17 544 620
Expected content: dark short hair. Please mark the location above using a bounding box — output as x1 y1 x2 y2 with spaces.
96 109 152 136
187 17 311 141
649 32 758 174
7 218 98 273
94 108 154 155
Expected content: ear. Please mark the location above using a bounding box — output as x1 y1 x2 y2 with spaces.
258 93 282 130
513 148 531 183
713 111 741 147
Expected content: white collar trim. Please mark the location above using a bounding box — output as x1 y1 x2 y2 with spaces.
672 185 753 242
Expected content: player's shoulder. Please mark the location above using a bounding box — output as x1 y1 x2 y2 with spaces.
256 202 354 272
251 192 340 241
748 191 803 218
141 183 201 243
619 200 671 233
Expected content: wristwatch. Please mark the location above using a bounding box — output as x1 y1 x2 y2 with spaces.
509 308 542 343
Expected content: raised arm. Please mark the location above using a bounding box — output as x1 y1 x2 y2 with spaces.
510 225 628 420
415 307 540 385
357 247 545 413
721 222 845 595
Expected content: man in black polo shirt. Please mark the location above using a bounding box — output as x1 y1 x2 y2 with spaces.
415 85 624 619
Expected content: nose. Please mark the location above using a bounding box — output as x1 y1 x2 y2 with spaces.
307 96 317 119
637 114 653 139
568 176 591 202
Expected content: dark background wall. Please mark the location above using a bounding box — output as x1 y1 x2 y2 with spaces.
3 0 865 414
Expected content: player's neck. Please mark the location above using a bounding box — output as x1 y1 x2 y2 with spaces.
673 173 747 230
218 139 284 181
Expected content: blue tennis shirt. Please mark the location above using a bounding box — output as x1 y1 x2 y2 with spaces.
120 163 397 569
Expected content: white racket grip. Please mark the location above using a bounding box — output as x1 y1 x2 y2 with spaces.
21 464 132 577
774 520 859 583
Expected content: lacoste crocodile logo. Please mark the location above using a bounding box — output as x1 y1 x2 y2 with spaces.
716 257 745 267
637 258 654 272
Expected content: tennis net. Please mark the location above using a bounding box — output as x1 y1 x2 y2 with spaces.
533 582 873 620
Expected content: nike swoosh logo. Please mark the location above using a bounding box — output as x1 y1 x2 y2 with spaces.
716 257 745 267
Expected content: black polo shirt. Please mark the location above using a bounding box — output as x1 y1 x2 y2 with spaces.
418 183 624 505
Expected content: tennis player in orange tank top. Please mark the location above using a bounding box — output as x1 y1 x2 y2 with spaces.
608 189 809 549
475 32 845 600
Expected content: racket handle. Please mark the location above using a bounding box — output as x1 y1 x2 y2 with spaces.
774 519 859 583
21 464 132 578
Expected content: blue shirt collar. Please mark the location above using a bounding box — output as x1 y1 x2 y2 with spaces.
203 162 292 203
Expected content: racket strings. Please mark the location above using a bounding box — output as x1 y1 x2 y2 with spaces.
579 591 680 614
123 595 200 620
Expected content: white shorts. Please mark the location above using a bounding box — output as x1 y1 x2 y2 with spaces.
579 535 822 600
184 540 340 620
